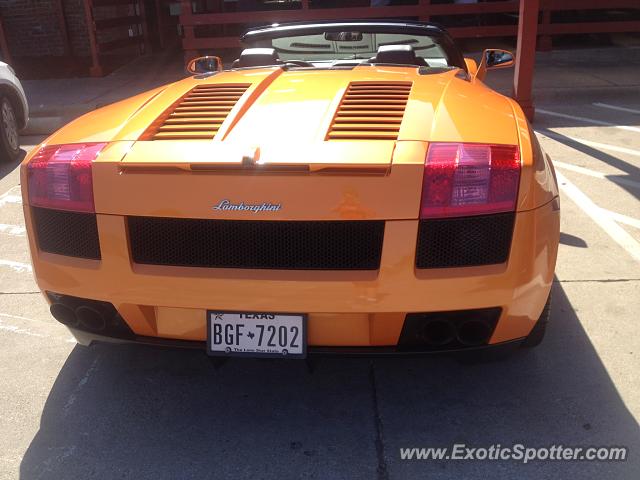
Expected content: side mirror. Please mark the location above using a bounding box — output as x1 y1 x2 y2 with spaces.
187 56 223 75
485 49 514 69
475 49 514 81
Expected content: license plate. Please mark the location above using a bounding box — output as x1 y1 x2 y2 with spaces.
207 311 307 358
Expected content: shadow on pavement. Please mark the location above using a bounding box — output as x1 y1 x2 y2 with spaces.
0 149 24 182
538 128 640 202
19 282 639 479
560 232 588 248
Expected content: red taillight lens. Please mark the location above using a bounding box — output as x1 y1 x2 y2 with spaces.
420 143 520 218
27 143 106 213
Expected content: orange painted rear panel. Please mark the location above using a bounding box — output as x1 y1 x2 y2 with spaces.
20 63 560 348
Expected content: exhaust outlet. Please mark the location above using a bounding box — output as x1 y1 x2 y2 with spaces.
457 320 492 346
50 303 79 327
46 292 135 340
421 319 456 346
75 306 108 331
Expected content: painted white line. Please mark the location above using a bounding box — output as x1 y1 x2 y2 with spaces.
0 186 22 206
538 130 640 158
556 171 640 263
0 224 25 236
0 312 40 322
0 195 22 206
0 185 20 197
603 209 640 230
0 318 46 338
553 160 606 178
0 259 32 273
0 312 72 338
63 357 100 416
553 161 640 191
593 103 640 115
537 108 640 133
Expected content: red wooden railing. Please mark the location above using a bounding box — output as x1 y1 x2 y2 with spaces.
154 0 179 49
538 0 640 51
83 0 151 76
178 0 638 120
179 0 639 58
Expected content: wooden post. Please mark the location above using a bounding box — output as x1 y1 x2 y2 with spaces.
155 0 165 49
180 0 197 63
0 16 12 65
83 0 103 77
55 0 72 56
513 0 539 121
138 0 152 54
418 0 431 22
538 6 552 51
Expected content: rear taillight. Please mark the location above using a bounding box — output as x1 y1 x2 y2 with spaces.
27 143 107 213
420 143 520 218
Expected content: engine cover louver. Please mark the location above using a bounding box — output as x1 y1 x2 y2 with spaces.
327 81 412 141
147 83 251 140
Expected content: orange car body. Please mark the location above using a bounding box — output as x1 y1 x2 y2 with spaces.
20 30 559 354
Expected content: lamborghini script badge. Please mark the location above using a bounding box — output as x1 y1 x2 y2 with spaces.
213 199 281 213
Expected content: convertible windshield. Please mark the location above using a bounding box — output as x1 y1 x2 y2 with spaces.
271 33 449 66
241 23 463 69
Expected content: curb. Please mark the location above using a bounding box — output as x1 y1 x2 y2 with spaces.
23 116 68 135
22 105 97 135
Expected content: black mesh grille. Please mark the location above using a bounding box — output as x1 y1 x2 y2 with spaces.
128 217 385 270
416 213 515 268
32 207 101 259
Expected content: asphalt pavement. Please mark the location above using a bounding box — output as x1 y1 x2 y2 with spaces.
0 49 639 480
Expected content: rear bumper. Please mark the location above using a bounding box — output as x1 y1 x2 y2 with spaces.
68 326 526 357
26 200 559 347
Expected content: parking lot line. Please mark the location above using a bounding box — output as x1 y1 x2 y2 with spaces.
537 109 640 134
593 103 640 115
0 223 26 236
63 357 101 417
556 170 640 263
601 209 640 230
538 130 640 158
0 312 41 323
553 161 640 191
0 259 32 273
0 318 46 338
0 194 21 206
0 186 22 207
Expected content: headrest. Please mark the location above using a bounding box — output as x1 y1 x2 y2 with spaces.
237 48 280 68
374 45 417 65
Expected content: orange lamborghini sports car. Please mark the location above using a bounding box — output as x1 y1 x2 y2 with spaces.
21 21 559 359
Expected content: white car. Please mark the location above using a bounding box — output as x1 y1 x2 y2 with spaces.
0 61 28 162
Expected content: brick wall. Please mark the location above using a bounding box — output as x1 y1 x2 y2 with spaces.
62 0 90 57
0 0 138 58
93 3 136 51
0 0 68 56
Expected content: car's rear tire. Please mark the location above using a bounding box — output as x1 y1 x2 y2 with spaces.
521 292 552 348
0 95 20 163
